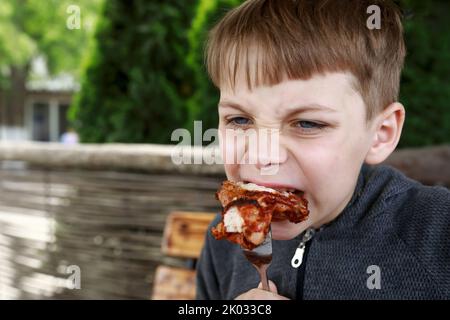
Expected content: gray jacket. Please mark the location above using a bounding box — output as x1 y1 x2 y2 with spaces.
196 165 450 299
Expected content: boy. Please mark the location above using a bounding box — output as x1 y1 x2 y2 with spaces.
196 0 450 299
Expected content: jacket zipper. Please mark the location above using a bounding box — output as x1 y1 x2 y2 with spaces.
293 228 316 300
291 228 316 268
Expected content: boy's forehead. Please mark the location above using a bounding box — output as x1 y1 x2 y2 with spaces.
219 72 359 110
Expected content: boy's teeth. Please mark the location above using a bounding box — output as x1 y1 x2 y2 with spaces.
240 181 301 194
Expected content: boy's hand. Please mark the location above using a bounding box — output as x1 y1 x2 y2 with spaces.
235 281 290 300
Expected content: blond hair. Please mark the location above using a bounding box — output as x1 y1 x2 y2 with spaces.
205 0 406 120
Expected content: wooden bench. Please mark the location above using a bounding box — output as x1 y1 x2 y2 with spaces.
151 211 216 300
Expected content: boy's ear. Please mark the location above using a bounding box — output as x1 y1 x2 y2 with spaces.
365 102 405 165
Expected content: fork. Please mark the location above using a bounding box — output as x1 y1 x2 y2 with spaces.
242 227 273 292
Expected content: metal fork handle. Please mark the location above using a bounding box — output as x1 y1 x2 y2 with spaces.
256 264 270 292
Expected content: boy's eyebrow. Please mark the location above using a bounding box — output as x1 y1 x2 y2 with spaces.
284 103 338 117
218 100 338 115
218 101 249 113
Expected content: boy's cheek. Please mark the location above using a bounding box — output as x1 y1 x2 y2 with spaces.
223 163 240 181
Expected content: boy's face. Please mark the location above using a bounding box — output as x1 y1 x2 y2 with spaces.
218 72 377 240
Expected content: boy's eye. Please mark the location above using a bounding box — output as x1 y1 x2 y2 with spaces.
293 120 327 132
226 116 252 126
296 121 323 128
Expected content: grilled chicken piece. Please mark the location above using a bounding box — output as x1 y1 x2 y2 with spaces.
211 181 309 249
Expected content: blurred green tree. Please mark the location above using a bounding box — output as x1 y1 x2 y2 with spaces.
398 0 450 147
0 0 101 124
70 0 196 143
185 0 243 137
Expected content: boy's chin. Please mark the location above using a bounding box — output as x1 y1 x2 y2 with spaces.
271 220 308 240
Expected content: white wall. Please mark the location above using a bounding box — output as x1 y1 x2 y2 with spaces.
0 126 29 142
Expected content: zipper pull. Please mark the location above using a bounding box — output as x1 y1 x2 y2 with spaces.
291 228 315 268
291 244 306 268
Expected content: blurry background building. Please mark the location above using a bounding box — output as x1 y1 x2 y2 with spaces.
0 58 77 142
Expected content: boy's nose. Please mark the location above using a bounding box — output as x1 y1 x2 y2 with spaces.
252 134 288 171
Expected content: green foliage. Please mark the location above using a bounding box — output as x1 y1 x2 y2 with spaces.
398 0 450 147
71 0 196 143
0 0 101 80
0 1 36 69
185 0 243 136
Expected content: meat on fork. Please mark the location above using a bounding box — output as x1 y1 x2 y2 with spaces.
211 181 309 249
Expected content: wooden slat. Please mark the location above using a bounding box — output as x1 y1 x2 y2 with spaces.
151 265 196 300
162 211 216 259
